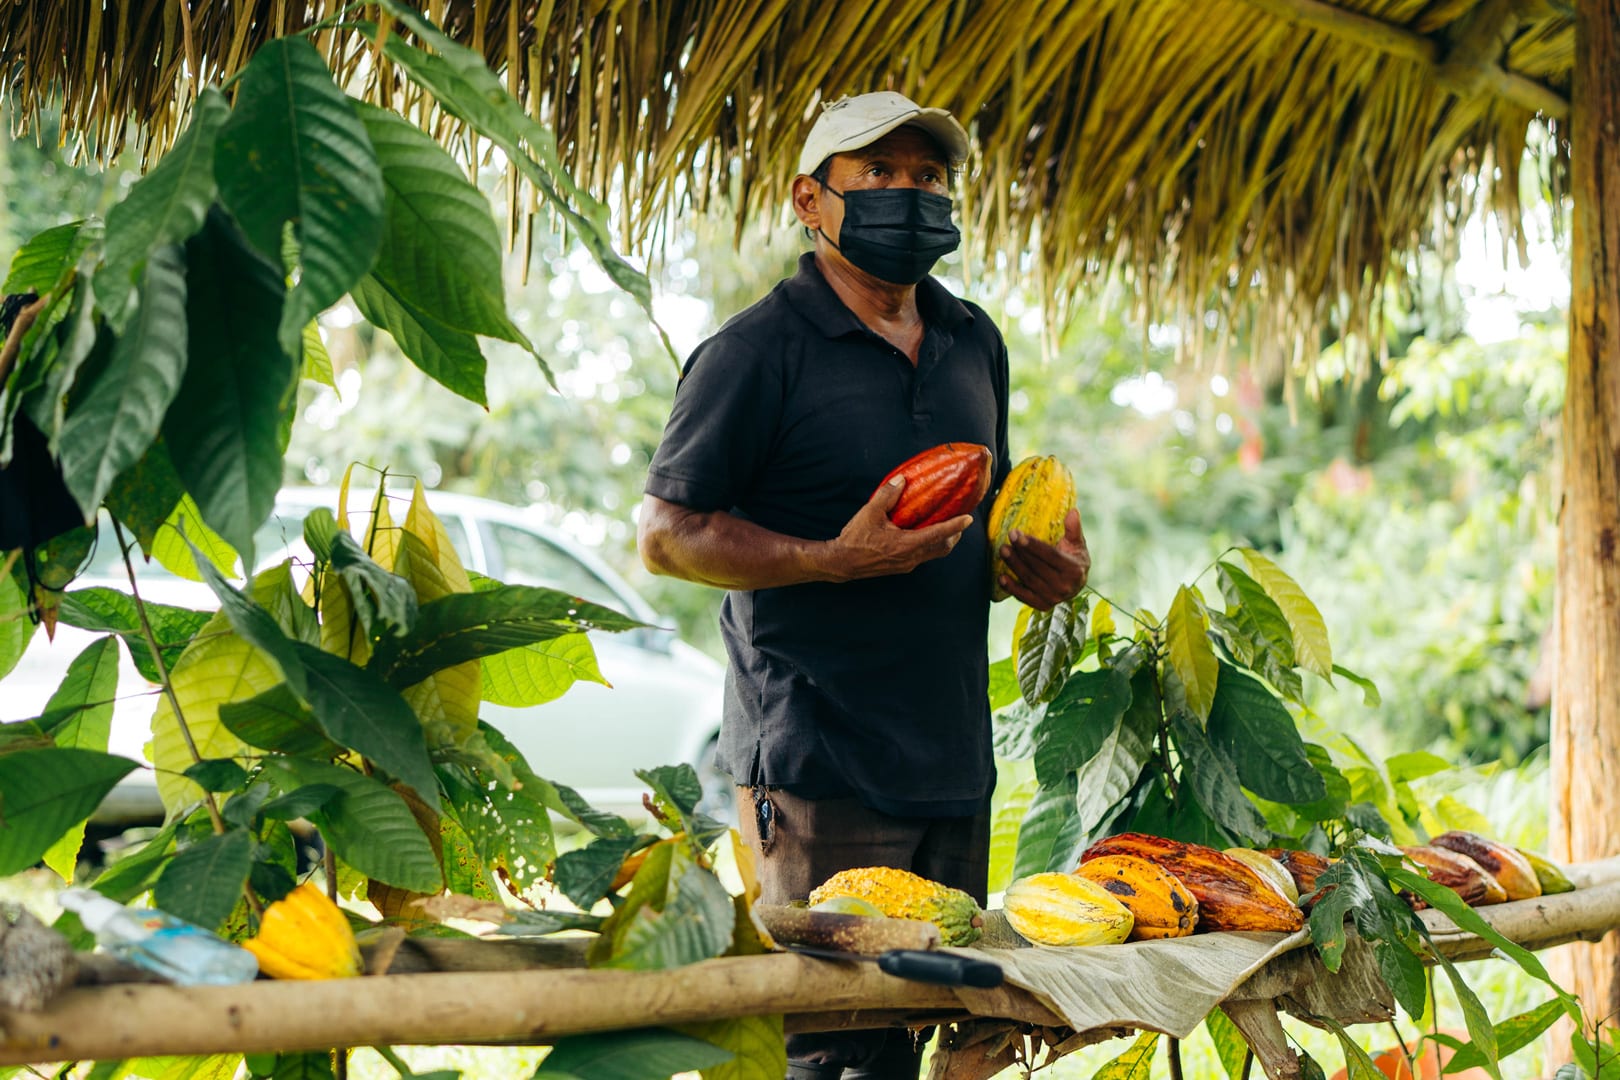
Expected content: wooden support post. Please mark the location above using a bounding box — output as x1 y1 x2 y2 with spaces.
1552 0 1620 1036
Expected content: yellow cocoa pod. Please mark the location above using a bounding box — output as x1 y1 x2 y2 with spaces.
1224 848 1300 904
988 455 1076 601
244 882 362 980
1518 849 1576 895
1074 854 1198 939
809 866 983 945
1001 872 1133 946
809 895 887 917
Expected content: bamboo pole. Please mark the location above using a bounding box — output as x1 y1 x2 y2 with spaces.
1551 0 1620 1035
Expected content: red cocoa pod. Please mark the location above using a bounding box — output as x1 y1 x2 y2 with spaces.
1429 831 1542 901
1400 845 1508 906
1262 848 1334 904
875 442 994 528
1081 832 1303 933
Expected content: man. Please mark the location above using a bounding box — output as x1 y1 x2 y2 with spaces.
638 91 1088 1079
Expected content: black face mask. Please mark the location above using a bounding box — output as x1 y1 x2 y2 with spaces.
819 183 961 285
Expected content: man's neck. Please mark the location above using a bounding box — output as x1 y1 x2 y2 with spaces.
813 249 921 331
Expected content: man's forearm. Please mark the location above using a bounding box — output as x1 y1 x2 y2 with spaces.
639 500 837 590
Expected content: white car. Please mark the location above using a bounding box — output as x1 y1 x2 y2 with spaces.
4 488 729 834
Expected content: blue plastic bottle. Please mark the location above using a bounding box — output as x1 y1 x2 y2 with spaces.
59 888 259 986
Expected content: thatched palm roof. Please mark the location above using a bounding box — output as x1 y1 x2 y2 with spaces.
0 0 1574 358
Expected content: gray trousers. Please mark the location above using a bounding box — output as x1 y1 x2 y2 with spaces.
736 786 991 1078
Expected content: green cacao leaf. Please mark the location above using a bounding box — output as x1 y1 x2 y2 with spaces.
1170 711 1267 843
164 209 293 564
59 244 189 515
597 849 736 972
55 586 211 684
0 748 137 875
104 438 185 554
0 569 36 680
1217 560 1295 664
1239 549 1332 679
100 89 228 325
39 635 119 748
1166 585 1218 721
3 220 98 294
481 632 606 707
1031 664 1132 787
153 827 253 931
1444 999 1563 1074
266 758 442 893
534 1028 732 1079
214 38 384 353
673 1016 784 1080
1205 1009 1250 1079
1206 661 1324 805
1012 772 1078 880
1016 596 1087 705
1091 1031 1159 1079
1070 664 1158 837
350 273 488 405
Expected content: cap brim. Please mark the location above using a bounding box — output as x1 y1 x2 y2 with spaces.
797 107 971 177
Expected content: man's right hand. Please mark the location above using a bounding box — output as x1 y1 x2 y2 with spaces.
821 476 974 583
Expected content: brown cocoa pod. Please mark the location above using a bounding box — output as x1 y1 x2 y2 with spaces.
875 443 994 529
1262 848 1333 903
1081 833 1303 933
1430 831 1542 901
1400 845 1508 906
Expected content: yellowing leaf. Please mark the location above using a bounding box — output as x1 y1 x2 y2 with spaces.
1091 597 1115 641
403 479 470 593
1167 586 1219 721
150 494 239 581
42 825 86 882
1239 548 1333 679
1010 604 1033 668
676 1015 785 1080
395 529 478 747
365 490 402 571
148 633 282 813
301 321 335 387
319 568 371 666
482 633 607 707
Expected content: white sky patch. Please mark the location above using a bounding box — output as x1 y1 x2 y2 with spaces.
1456 206 1569 344
651 292 711 357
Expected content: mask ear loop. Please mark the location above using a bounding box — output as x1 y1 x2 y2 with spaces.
815 180 845 254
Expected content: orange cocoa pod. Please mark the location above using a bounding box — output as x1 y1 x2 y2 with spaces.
1073 854 1198 939
1400 845 1508 906
875 443 994 529
1430 831 1541 901
1262 848 1334 902
1081 833 1303 933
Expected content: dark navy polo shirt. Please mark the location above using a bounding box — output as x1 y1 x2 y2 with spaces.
645 253 1011 817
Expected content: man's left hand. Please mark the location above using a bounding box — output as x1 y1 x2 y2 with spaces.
998 508 1090 612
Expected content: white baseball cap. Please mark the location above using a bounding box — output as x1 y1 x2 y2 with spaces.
796 91 971 177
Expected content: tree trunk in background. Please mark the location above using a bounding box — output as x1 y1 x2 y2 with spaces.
1552 0 1620 1035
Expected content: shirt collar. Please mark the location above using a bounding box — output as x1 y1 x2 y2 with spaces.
781 252 975 339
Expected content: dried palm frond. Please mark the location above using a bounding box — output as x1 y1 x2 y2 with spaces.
0 0 1574 364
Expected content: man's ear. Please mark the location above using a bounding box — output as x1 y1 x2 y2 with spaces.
790 175 821 231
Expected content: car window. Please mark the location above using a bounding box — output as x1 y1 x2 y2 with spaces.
485 521 617 607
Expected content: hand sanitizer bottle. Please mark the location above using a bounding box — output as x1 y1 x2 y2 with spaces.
59 889 259 986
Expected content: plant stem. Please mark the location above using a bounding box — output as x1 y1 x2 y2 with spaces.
1168 1037 1184 1080
1238 1048 1253 1080
113 519 262 921
1388 1021 1416 1076
373 1046 413 1078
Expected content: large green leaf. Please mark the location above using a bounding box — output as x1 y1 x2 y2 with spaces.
372 585 644 688
153 828 253 931
1017 596 1087 705
1166 586 1218 721
214 38 384 352
266 758 442 893
164 209 294 563
350 273 488 405
1170 712 1267 843
56 586 212 684
327 531 419 640
150 494 240 581
482 633 606 707
293 643 438 812
354 103 525 343
1071 665 1157 837
0 568 36 680
59 245 190 515
367 2 666 367
1239 549 1332 679
443 768 555 891
1217 560 1295 664
534 1029 732 1079
1205 662 1324 805
100 89 228 325
0 748 138 875
1205 1009 1250 1080
40 636 119 748
1031 664 1133 787
1012 772 1079 879
554 834 647 908
1445 999 1563 1074
3 220 97 294
600 850 736 971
